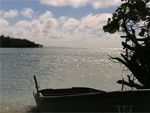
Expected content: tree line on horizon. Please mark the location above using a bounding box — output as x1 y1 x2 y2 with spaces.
0 35 43 48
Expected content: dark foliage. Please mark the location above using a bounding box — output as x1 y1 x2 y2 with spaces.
0 35 43 48
103 0 150 89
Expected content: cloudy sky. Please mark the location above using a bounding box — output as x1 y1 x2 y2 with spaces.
1 0 125 48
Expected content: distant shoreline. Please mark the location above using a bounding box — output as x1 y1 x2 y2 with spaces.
0 35 43 48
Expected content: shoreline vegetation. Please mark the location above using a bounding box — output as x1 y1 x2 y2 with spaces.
0 35 43 48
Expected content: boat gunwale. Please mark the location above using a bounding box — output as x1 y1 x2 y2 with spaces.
35 88 150 99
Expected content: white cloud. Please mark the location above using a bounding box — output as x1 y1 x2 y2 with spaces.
75 13 112 33
58 16 67 23
0 18 9 27
15 20 31 28
90 0 121 9
62 18 79 31
0 18 9 35
14 19 42 35
3 9 18 18
21 8 34 18
39 0 121 9
38 11 58 35
39 11 54 22
30 19 42 33
43 18 58 29
39 0 88 8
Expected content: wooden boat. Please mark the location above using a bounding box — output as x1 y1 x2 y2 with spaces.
33 76 150 112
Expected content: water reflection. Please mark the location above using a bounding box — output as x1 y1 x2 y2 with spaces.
1 106 39 113
1 47 123 113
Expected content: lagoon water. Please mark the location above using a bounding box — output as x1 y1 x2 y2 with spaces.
0 47 129 113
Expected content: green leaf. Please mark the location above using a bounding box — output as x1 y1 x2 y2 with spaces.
103 25 109 32
109 28 117 34
103 24 117 34
121 5 127 10
113 13 118 17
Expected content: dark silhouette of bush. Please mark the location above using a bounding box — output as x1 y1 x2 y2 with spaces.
0 35 43 48
103 0 150 89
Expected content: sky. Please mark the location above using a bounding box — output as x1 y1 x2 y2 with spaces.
0 0 125 48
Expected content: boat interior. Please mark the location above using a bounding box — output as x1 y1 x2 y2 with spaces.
37 87 106 96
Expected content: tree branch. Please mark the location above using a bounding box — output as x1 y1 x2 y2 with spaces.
108 56 128 67
122 42 136 51
117 80 144 89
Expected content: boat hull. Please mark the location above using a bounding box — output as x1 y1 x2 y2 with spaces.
34 88 150 112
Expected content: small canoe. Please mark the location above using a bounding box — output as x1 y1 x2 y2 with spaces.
33 76 150 112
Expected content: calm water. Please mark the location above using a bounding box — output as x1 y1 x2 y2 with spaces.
1 47 126 113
